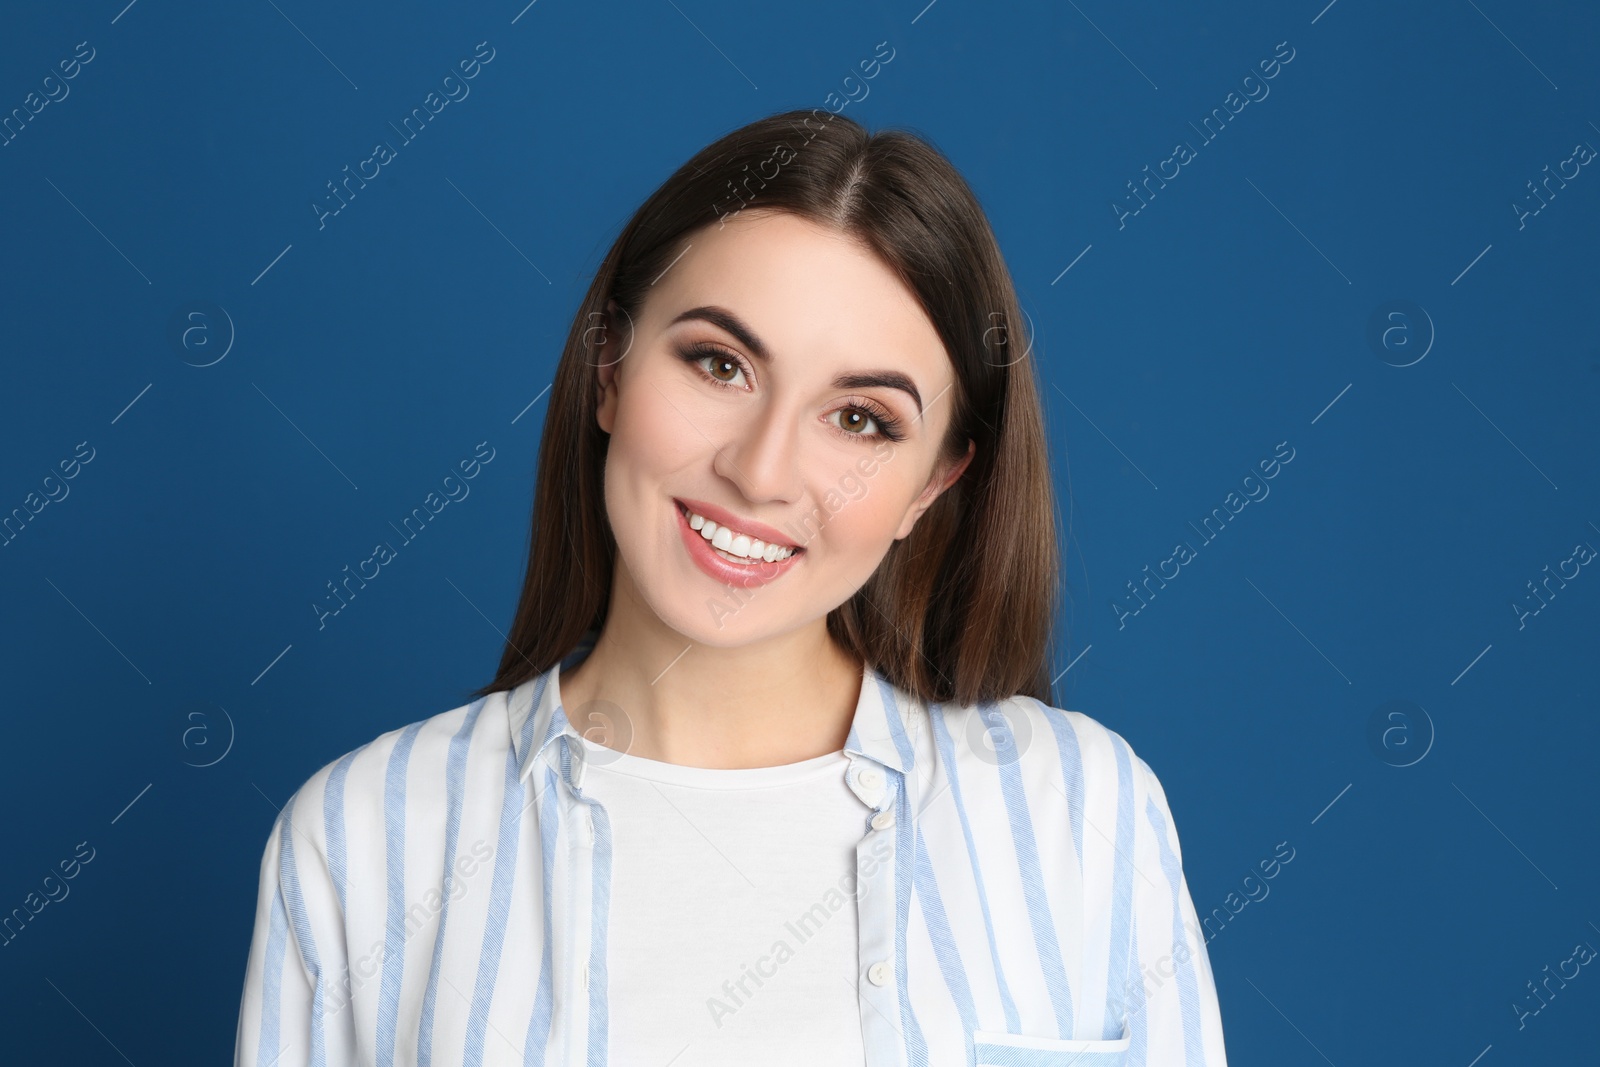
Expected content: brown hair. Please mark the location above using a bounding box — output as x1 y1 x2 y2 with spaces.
471 108 1061 708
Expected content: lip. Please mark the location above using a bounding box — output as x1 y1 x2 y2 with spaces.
673 499 804 587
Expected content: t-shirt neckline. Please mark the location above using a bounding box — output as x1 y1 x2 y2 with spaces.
575 735 849 789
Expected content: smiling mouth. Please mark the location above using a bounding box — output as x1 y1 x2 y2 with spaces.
676 501 802 566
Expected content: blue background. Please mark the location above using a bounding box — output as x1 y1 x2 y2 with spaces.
2 0 1596 1062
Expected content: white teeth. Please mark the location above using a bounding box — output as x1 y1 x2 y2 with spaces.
680 504 795 561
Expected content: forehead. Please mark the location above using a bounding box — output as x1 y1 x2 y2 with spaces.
643 211 950 376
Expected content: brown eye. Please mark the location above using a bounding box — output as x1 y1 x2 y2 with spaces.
839 408 872 434
678 342 751 389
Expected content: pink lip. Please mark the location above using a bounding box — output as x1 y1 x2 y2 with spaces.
674 500 804 587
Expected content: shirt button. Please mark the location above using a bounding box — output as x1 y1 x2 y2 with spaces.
870 809 894 830
867 960 892 986
858 767 882 790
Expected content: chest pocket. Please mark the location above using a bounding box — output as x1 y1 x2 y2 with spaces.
970 1028 1130 1066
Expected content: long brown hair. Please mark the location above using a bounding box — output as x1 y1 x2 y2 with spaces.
471 108 1060 708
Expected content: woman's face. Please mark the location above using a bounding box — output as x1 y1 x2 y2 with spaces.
594 210 973 647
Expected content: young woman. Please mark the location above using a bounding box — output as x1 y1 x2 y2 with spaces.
236 109 1228 1067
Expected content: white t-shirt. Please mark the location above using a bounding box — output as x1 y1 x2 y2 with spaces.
574 734 868 1064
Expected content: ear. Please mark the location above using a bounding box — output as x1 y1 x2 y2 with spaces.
594 299 625 435
894 438 975 540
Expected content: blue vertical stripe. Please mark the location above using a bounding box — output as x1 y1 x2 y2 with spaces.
464 744 527 1067
892 770 930 1066
418 700 486 1066
1034 700 1086 872
278 795 328 1067
926 703 1021 1033
323 747 361 920
988 701 1075 1035
256 855 290 1067
572 747 613 1067
912 822 979 1032
376 721 426 1067
1127 921 1149 1065
1099 735 1137 1040
1146 795 1205 1065
874 674 917 769
520 762 563 1065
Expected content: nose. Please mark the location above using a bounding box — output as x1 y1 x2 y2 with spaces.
713 401 804 504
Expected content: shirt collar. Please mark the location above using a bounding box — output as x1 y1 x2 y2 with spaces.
506 634 920 788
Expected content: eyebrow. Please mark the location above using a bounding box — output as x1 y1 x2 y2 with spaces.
667 304 925 416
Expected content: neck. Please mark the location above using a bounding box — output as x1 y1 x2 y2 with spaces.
558 600 861 770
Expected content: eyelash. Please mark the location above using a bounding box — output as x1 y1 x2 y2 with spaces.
674 341 907 443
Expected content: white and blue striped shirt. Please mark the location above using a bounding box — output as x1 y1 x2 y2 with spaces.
235 643 1228 1066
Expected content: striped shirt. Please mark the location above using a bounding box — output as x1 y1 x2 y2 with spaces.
235 641 1228 1066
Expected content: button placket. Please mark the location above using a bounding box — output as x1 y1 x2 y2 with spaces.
558 735 596 1067
853 761 906 1067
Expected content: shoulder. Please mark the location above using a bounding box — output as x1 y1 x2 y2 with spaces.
267 689 511 857
936 692 1164 800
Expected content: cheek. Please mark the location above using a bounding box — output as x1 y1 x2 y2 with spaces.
609 377 702 483
802 452 920 554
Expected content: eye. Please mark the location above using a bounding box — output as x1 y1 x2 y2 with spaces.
833 407 879 436
677 342 751 390
830 399 906 443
